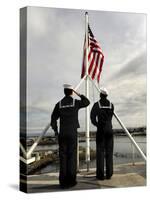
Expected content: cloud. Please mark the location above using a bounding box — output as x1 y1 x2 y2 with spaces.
27 106 51 132
109 50 146 80
21 7 147 133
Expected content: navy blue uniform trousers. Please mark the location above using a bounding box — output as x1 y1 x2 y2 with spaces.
58 131 77 186
96 132 114 178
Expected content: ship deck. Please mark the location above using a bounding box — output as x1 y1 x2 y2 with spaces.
20 162 146 193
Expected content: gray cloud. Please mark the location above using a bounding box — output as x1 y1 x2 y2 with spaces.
21 7 147 134
109 50 146 80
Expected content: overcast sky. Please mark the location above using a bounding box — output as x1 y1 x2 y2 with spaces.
24 6 146 134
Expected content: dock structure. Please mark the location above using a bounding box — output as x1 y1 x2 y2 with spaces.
20 162 146 193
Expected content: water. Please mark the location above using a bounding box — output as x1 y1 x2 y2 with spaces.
34 135 146 174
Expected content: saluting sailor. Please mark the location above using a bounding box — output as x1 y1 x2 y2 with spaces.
51 84 90 188
90 88 114 180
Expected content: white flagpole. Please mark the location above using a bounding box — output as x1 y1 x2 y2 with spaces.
85 12 90 171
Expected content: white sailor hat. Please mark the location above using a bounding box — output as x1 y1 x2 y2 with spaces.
63 84 73 90
100 87 108 96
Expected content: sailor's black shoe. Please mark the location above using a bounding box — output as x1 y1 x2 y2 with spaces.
106 175 112 180
96 176 105 180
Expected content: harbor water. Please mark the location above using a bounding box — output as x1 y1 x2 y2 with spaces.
33 135 146 174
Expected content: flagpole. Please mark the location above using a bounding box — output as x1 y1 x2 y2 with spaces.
85 12 90 171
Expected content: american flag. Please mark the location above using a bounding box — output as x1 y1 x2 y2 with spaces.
81 24 104 83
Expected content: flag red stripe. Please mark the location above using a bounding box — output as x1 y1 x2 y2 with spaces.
91 53 100 79
97 55 104 82
88 52 96 74
88 49 92 60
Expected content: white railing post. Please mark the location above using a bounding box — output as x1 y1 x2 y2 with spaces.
113 112 146 162
26 122 51 159
20 142 27 158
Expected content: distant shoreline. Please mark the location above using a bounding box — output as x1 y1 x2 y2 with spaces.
26 126 146 138
25 129 146 147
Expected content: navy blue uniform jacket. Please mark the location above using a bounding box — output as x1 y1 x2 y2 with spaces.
51 95 90 133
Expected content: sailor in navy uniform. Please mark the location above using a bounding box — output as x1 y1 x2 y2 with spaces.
51 84 90 188
90 88 114 180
